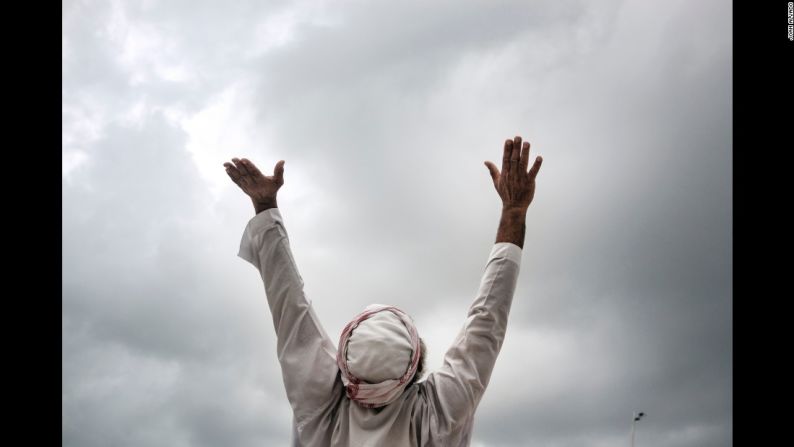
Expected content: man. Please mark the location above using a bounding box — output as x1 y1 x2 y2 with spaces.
223 135 543 446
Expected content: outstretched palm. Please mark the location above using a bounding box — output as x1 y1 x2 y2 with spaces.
224 157 285 209
484 136 543 212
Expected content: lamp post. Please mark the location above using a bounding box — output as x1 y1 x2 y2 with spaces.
630 411 645 447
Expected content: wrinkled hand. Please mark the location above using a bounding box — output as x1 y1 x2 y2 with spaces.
223 158 285 212
484 136 542 212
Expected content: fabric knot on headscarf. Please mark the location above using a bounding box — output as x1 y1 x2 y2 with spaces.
336 304 421 408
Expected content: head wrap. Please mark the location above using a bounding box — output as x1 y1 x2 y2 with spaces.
336 304 421 408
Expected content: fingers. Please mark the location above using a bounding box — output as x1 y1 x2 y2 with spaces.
223 162 243 185
501 139 512 177
241 158 263 179
232 158 253 188
274 160 285 184
232 157 250 176
223 158 285 189
510 136 522 177
484 161 500 186
528 155 543 180
520 142 530 172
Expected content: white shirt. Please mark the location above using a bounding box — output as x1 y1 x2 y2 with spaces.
238 208 522 446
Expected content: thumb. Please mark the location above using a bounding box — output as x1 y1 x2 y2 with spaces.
274 160 285 182
484 161 499 184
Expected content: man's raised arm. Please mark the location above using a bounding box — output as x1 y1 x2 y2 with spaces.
224 158 340 429
423 136 543 437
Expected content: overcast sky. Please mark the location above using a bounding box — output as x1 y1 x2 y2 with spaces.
62 0 731 445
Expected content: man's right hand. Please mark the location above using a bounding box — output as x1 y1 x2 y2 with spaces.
223 158 285 213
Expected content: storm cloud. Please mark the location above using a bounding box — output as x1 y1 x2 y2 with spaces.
63 0 731 445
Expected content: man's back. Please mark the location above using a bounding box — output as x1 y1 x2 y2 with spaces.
237 208 521 446
225 135 541 446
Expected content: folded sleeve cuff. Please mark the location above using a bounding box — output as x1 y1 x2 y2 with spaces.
237 208 284 265
489 242 523 265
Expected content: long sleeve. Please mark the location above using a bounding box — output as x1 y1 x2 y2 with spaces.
422 242 522 438
237 208 340 429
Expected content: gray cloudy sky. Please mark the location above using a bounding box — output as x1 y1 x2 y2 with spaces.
62 0 731 445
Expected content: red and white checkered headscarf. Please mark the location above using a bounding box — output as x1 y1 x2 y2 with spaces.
336 304 421 408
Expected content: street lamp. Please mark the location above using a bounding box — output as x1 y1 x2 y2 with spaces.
631 411 645 447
